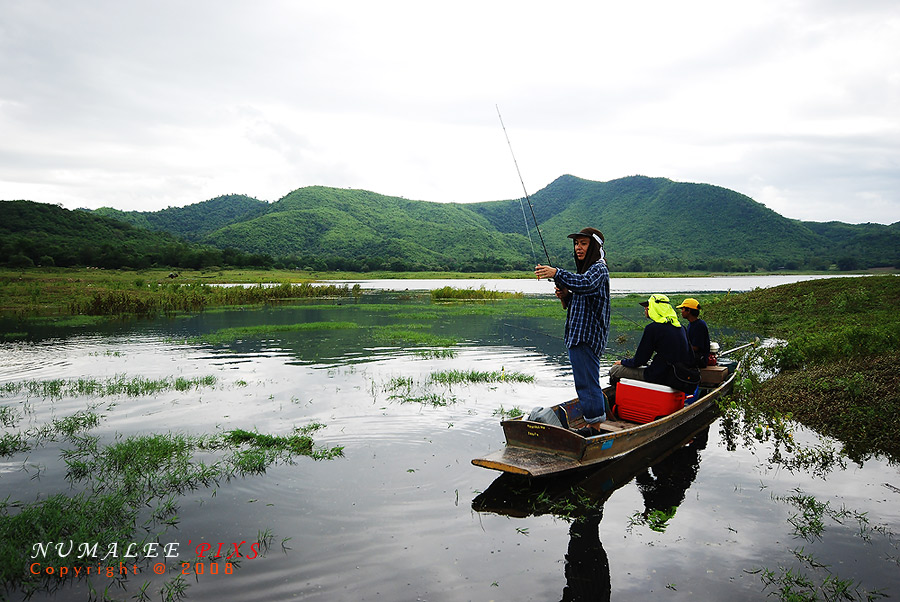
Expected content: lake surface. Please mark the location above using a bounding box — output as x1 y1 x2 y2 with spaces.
328 274 865 294
1 283 897 601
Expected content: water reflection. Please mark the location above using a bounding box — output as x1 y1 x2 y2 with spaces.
473 409 716 601
634 426 708 532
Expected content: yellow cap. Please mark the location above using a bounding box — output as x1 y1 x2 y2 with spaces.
676 298 701 310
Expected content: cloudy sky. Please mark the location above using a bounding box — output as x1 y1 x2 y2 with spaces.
1 1 898 224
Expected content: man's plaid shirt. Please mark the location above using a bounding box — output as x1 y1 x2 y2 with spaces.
553 260 611 357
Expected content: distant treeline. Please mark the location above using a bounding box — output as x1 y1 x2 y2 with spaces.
5 173 898 273
1 200 273 270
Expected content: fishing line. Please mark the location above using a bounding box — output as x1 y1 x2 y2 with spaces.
496 105 552 267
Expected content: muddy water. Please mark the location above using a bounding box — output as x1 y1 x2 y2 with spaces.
1 290 898 601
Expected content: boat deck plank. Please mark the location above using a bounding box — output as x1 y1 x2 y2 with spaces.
593 419 633 432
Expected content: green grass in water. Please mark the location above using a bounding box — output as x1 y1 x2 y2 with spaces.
429 369 533 386
430 286 524 301
196 321 359 344
0 375 217 399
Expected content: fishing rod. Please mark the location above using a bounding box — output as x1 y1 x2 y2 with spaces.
719 337 760 357
496 105 552 267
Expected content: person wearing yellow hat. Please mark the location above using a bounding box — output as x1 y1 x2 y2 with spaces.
676 298 710 369
608 294 693 386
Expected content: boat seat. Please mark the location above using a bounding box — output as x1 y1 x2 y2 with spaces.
593 421 626 432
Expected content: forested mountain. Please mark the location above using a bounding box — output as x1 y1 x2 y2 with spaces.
202 186 530 271
482 175 840 272
93 194 267 240
1 200 270 269
4 175 898 271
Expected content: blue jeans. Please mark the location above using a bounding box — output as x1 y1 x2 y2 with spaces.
569 343 607 423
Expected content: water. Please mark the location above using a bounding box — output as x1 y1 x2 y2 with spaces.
328 274 865 294
1 284 897 601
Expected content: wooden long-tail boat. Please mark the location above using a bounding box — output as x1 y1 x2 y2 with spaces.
472 356 742 477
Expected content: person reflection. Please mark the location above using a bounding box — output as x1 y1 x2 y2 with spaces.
635 426 709 525
560 513 611 602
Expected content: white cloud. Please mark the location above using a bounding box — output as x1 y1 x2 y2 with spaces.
1 0 898 223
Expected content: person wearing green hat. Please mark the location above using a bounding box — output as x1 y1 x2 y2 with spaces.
534 227 610 426
677 298 710 369
609 294 693 386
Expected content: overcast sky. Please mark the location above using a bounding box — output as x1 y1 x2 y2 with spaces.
1 1 898 224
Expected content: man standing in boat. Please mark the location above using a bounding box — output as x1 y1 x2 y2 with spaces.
534 227 611 427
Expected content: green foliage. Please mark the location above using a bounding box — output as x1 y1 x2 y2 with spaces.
0 375 218 399
706 275 900 367
8 176 899 272
94 194 266 240
430 286 524 300
709 276 900 463
428 368 533 386
1 421 341 592
1 200 273 270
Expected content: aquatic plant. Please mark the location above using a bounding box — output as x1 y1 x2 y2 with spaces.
195 321 359 345
412 348 458 360
750 489 894 602
0 375 217 399
430 286 524 301
0 422 343 595
372 325 458 347
493 405 524 419
429 369 534 386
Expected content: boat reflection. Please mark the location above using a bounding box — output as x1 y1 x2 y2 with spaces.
472 408 717 602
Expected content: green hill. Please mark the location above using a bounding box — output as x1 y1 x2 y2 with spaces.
0 200 268 269
93 194 267 241
477 175 831 271
6 175 898 272
203 187 532 271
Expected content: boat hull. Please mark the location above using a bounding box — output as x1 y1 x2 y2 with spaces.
472 369 736 477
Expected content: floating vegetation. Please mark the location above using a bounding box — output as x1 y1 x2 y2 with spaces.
195 321 359 344
51 410 102 437
395 392 458 407
0 491 137 588
748 489 894 602
756 549 889 602
0 410 102 457
0 432 29 456
0 405 20 428
0 422 342 594
430 286 524 301
379 367 532 407
493 405 524 419
222 423 344 462
429 369 534 386
412 348 457 360
0 375 217 399
372 325 458 347
773 488 892 543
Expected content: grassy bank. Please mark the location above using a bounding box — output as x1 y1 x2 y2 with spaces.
0 268 361 317
4 266 887 318
704 275 900 463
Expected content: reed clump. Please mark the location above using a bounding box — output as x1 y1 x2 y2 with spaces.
68 282 362 317
0 375 217 400
430 286 524 301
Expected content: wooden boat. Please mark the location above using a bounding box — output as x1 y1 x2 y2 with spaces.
472 358 741 477
472 405 718 518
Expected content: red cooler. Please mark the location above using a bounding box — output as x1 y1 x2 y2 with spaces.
614 378 685 424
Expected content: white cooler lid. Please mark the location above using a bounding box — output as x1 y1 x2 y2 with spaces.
618 377 679 394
